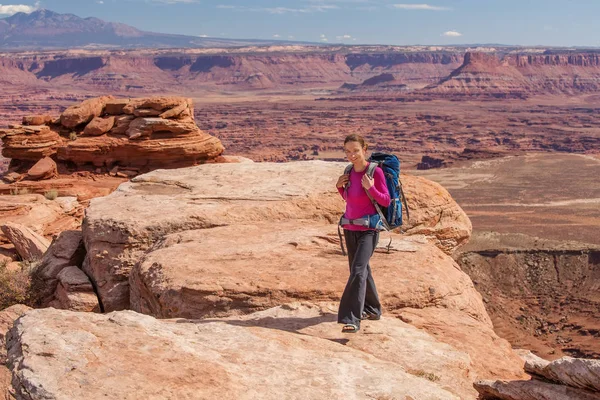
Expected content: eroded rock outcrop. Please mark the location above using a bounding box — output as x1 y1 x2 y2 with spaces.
83 161 472 312
0 96 224 171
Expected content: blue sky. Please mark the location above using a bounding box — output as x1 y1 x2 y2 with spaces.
2 0 599 46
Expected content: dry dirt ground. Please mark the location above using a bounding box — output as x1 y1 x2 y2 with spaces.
415 153 600 360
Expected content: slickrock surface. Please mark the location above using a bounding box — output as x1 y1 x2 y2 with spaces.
129 223 486 322
6 308 462 400
218 302 523 400
83 161 471 312
1 96 224 170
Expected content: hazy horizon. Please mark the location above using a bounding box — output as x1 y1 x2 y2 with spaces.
1 1 600 48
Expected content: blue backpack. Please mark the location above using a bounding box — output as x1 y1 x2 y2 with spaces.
339 152 410 254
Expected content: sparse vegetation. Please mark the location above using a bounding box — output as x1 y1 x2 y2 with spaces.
409 369 441 383
69 132 78 141
44 189 59 200
10 187 31 195
0 258 34 309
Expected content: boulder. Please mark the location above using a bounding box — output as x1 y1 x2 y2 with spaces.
104 99 130 115
30 230 86 307
83 116 115 136
0 222 50 261
474 379 600 400
0 125 61 160
22 115 53 126
6 308 462 399
110 115 135 135
523 352 600 392
26 157 57 181
125 117 198 139
60 96 113 128
122 96 188 115
51 266 100 312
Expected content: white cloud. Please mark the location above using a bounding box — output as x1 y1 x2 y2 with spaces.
336 34 352 40
198 34 208 37
97 0 104 3
149 0 198 3
393 4 450 11
273 34 280 38
288 35 295 39
217 4 338 14
442 30 462 37
0 4 37 14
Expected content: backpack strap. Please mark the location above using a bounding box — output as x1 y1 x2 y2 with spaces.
363 163 391 231
398 179 410 221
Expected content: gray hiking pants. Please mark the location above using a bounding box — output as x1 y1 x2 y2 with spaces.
338 229 382 326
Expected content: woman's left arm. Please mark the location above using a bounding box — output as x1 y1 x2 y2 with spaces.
368 168 391 207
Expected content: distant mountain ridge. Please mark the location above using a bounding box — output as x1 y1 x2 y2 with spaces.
0 9 304 49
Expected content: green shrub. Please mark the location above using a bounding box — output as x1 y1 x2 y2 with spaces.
44 189 58 200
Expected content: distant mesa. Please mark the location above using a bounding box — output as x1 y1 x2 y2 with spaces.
341 73 409 92
425 51 600 97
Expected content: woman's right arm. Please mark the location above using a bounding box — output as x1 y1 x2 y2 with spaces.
336 174 349 200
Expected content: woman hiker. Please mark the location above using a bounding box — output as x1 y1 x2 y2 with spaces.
335 134 390 334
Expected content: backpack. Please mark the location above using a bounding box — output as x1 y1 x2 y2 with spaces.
338 152 410 254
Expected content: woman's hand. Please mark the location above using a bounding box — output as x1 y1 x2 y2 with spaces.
336 174 349 188
361 174 374 190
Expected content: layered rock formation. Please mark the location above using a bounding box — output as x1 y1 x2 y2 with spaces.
427 51 600 97
0 96 224 170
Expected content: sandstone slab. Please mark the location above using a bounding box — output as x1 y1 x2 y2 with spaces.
6 308 460 400
474 379 600 400
31 230 86 307
51 266 100 312
26 157 57 181
60 95 113 128
125 117 197 139
523 352 600 392
0 223 50 261
83 116 115 136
